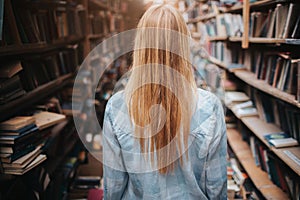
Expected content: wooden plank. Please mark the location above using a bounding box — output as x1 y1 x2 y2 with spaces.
208 56 227 69
249 37 285 44
187 13 216 24
241 117 300 176
234 70 300 108
242 0 249 48
208 36 227 41
227 128 289 200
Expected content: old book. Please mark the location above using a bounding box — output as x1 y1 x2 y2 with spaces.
275 4 289 38
0 61 22 78
282 4 300 38
3 154 46 175
2 145 42 168
0 116 35 131
264 132 298 148
34 111 66 130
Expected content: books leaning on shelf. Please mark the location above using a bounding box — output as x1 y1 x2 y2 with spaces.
264 132 299 148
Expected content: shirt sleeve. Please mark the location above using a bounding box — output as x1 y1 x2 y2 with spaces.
205 97 227 199
103 100 129 199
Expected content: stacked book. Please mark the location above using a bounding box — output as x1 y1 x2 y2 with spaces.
0 61 26 105
225 91 258 119
0 111 66 175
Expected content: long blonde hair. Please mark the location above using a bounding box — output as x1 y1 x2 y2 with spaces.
124 4 197 174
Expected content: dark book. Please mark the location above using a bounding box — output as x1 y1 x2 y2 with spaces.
0 88 26 104
282 4 300 38
0 75 23 95
0 123 36 136
0 125 39 146
291 15 300 39
275 4 289 38
0 61 23 78
1 145 35 163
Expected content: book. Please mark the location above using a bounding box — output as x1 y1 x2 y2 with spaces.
3 154 46 175
1 145 35 163
282 4 300 38
225 91 250 107
0 125 38 145
34 111 66 130
264 132 298 148
0 123 36 136
2 144 42 168
0 61 23 78
0 116 35 131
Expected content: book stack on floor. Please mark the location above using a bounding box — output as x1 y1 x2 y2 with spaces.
0 111 66 175
0 61 26 105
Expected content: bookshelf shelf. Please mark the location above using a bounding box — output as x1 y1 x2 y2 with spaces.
234 70 300 108
0 73 74 122
187 13 217 24
208 36 228 41
222 0 287 13
0 36 84 56
88 34 105 40
207 56 227 69
227 128 289 200
88 0 108 10
241 117 300 176
229 37 288 44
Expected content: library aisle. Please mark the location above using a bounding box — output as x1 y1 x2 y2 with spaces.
0 0 299 200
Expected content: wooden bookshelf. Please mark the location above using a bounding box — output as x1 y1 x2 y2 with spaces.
241 117 300 176
227 128 289 200
234 70 300 108
0 73 74 121
0 36 84 56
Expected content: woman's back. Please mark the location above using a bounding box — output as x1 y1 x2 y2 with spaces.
103 88 227 199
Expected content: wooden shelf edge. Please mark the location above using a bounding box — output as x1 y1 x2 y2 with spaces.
227 128 289 200
208 56 228 69
208 36 228 41
187 13 217 24
0 36 84 56
234 70 300 108
0 73 74 121
240 117 300 176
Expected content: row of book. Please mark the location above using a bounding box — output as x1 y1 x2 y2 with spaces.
251 52 298 97
249 3 300 39
225 90 300 145
207 41 300 101
227 146 262 199
89 11 124 36
0 45 80 101
2 0 86 46
194 13 243 38
0 111 66 175
254 91 300 144
247 131 300 199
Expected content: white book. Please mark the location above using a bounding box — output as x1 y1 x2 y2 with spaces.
269 138 299 148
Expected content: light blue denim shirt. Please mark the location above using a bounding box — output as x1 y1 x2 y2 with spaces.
103 88 227 200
